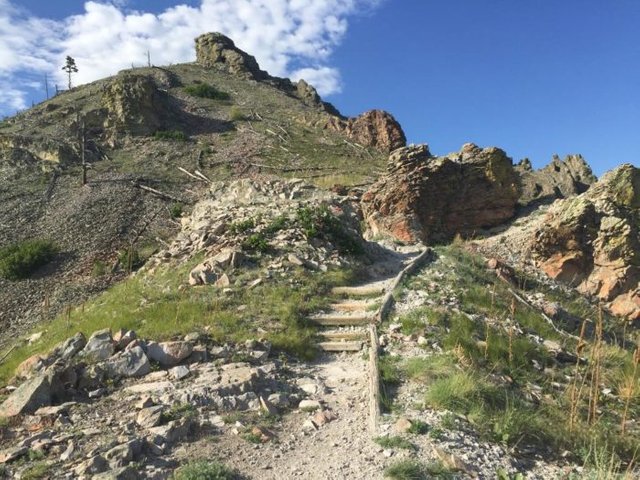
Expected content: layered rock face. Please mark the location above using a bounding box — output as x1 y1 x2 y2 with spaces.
530 164 640 320
361 143 520 243
516 154 597 206
325 110 406 152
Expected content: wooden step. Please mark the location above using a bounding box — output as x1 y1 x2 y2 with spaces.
319 330 368 341
331 284 386 297
330 300 380 313
318 341 363 352
309 313 375 326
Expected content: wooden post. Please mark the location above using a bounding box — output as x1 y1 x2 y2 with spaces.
44 73 49 99
147 50 151 67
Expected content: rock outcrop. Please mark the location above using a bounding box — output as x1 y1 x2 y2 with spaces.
195 33 268 80
361 143 520 243
325 110 406 152
102 73 173 138
530 164 640 321
516 154 597 206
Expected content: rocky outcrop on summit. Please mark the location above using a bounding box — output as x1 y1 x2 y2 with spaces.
325 110 406 152
530 164 640 321
516 154 597 206
195 33 340 115
195 33 268 80
361 143 520 243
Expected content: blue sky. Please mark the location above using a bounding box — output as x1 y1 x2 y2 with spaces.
2 1 639 175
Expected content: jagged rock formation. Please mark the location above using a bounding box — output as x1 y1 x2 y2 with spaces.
516 154 597 206
530 164 640 320
325 109 406 152
361 143 520 243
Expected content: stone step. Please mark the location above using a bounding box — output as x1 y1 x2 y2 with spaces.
330 299 380 313
309 313 375 326
331 283 387 297
318 341 363 352
318 330 368 341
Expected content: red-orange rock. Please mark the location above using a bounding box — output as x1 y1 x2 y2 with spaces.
325 109 406 152
361 143 520 243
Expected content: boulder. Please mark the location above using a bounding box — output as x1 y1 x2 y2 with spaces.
136 405 165 429
516 154 597 206
325 109 406 153
0 374 52 417
146 341 193 367
101 346 151 378
530 164 640 321
51 332 87 362
361 143 520 243
81 329 115 361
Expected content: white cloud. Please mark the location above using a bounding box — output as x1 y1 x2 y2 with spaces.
291 67 342 96
0 0 382 111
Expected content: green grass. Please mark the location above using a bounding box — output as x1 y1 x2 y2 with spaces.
184 83 231 101
174 460 238 480
374 435 415 450
0 239 58 280
384 460 454 480
0 258 355 384
392 243 640 468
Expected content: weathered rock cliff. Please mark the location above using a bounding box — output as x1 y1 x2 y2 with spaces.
530 164 640 321
325 110 406 153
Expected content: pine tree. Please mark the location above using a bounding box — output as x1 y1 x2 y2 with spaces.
62 56 78 89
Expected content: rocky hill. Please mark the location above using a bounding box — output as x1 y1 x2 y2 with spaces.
0 33 638 480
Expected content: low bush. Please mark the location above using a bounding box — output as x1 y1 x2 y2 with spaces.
154 130 187 141
184 83 230 101
0 239 58 280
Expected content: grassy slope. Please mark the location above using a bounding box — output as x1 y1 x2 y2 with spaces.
0 255 357 383
384 243 639 472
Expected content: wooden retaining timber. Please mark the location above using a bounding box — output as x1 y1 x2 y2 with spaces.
376 248 434 323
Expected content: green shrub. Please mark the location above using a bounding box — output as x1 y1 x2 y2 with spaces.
296 205 363 255
407 419 430 435
228 218 255 234
0 239 58 280
154 130 187 141
241 233 269 253
170 203 184 218
184 83 230 101
174 460 238 480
